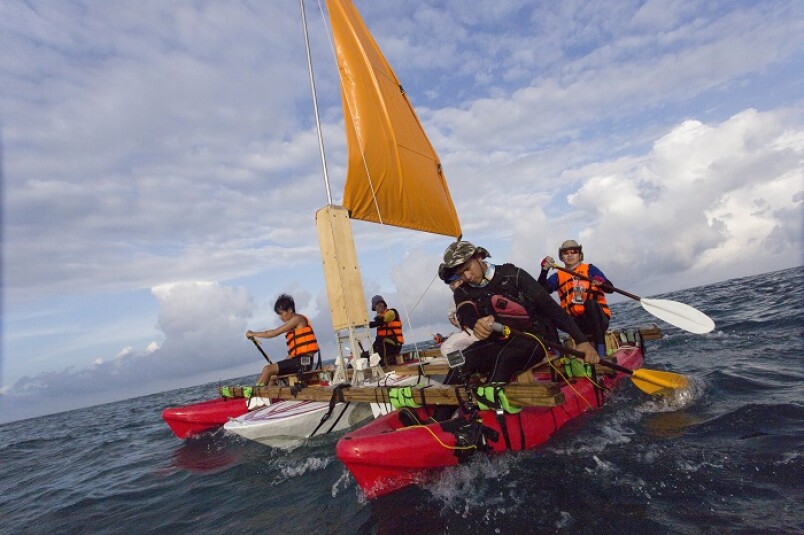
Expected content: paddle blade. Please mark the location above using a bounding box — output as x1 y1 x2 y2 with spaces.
640 298 715 334
630 368 690 397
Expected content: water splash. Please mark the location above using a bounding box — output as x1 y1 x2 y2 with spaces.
330 467 353 498
271 456 332 485
637 374 705 415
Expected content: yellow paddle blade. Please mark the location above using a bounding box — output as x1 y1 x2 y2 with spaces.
630 377 675 396
630 369 690 396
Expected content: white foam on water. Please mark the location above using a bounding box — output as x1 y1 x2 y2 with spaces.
776 451 801 466
330 467 353 498
703 330 741 340
426 454 517 510
270 456 332 486
547 416 637 458
677 456 725 473
584 454 615 475
635 374 705 414
555 511 573 530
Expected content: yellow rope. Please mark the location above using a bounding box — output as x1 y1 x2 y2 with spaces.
397 423 477 451
394 411 476 451
516 330 598 411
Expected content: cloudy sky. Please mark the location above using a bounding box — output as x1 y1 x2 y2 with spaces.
1 0 801 423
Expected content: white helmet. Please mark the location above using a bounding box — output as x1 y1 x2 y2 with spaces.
558 239 583 261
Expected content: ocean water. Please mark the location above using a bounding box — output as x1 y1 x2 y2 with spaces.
1 266 802 534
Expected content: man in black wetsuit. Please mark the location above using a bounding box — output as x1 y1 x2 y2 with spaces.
439 240 599 388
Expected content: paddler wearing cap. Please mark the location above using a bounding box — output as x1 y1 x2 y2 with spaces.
435 240 600 400
369 295 404 366
539 239 614 356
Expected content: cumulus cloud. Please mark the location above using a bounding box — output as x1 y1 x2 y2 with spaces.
439 105 802 298
143 281 256 372
557 109 803 292
2 3 328 303
1 281 259 423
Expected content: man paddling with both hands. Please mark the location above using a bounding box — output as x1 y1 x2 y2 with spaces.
538 239 614 356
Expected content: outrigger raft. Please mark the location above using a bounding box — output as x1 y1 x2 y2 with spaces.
216 327 676 498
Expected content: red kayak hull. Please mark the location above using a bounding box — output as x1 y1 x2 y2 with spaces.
162 397 249 439
336 345 644 498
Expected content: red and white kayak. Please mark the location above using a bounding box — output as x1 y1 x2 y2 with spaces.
162 397 253 439
336 344 644 499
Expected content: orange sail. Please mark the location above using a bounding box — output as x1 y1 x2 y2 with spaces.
326 0 461 238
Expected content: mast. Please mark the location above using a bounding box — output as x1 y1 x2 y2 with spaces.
301 0 378 384
299 0 333 205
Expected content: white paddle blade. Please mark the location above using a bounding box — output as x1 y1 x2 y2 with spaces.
640 298 715 334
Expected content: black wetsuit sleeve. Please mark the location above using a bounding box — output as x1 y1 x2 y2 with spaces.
452 288 481 331
589 264 615 293
517 267 588 344
600 280 614 294
537 268 550 291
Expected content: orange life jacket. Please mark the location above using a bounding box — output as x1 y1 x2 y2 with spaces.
376 309 404 345
556 264 611 318
285 315 320 357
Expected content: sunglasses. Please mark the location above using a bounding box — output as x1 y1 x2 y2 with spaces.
562 249 580 255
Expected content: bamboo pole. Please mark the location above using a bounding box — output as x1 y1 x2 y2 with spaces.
219 383 565 408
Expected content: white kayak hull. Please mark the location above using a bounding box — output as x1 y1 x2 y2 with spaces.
223 371 434 449
224 399 374 449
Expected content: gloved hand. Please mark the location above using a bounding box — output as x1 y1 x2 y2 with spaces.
540 256 554 270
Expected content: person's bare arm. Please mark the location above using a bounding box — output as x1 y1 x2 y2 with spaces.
246 315 305 339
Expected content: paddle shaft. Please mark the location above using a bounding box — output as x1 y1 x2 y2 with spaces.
249 337 273 364
550 263 640 301
550 263 716 335
495 323 635 377
548 337 635 376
